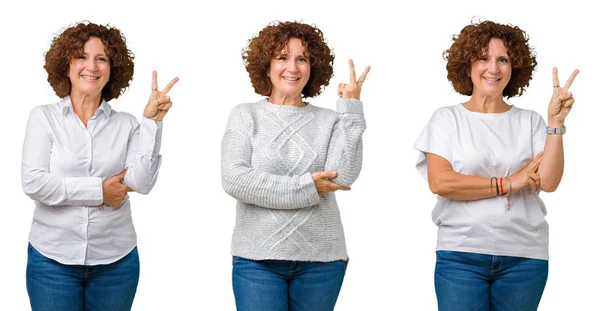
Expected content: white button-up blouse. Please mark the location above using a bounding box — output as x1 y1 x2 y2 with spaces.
22 96 162 265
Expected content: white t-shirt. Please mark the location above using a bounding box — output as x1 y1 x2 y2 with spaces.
414 103 549 260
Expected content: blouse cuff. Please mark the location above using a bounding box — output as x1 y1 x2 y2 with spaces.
65 177 103 206
140 117 163 155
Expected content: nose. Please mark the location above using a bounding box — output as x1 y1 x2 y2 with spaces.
86 58 98 71
488 61 500 73
287 59 299 73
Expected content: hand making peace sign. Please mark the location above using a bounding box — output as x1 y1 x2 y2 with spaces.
338 59 371 100
144 71 179 122
547 67 579 127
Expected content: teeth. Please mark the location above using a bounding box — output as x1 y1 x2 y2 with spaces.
81 75 99 80
484 77 500 82
283 77 300 81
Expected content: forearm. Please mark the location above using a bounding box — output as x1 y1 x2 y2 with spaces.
428 170 498 201
123 118 163 194
222 166 320 209
325 99 366 187
538 133 564 192
22 168 103 206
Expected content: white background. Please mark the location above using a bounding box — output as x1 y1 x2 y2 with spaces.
1 0 598 310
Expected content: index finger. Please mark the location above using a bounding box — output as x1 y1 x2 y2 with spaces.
563 69 579 91
151 70 158 91
552 67 559 89
162 77 180 94
348 59 357 83
530 152 544 167
357 66 372 83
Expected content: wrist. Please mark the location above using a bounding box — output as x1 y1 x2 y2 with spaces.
547 118 564 128
546 125 566 135
509 175 524 192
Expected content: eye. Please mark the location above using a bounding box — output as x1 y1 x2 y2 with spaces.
276 55 287 61
479 56 488 61
498 57 509 63
77 55 86 60
97 56 108 62
297 56 308 62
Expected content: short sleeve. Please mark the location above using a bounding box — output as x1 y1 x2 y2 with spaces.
531 112 547 155
413 108 455 180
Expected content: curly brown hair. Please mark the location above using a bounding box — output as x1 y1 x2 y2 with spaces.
443 20 537 98
242 21 334 98
44 21 134 101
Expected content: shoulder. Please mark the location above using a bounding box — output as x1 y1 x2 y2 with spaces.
228 101 262 121
429 104 461 123
510 106 545 123
229 101 260 117
27 100 64 122
225 101 265 131
109 109 139 126
310 104 337 117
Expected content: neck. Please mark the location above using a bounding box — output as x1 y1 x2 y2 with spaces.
268 93 305 107
463 92 510 113
70 91 102 126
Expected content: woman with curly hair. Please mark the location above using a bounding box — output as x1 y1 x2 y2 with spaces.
221 21 370 311
22 21 178 310
414 20 578 310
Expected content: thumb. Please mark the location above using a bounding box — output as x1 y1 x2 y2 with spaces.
325 170 338 178
117 170 127 180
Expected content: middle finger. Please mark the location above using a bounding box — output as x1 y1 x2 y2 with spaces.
348 59 357 83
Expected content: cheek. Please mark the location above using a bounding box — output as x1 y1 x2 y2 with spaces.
68 61 78 76
302 65 311 78
501 66 512 80
103 65 111 77
470 64 482 76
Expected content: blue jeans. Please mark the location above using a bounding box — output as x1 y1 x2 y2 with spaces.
435 250 548 311
26 243 140 311
232 256 347 311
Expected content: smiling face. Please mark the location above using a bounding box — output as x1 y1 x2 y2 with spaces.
268 38 311 104
470 37 512 98
68 37 110 99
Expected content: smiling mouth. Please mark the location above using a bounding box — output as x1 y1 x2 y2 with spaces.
81 75 100 80
282 76 300 81
483 77 501 82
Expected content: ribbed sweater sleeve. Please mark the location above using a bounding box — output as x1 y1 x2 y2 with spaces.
324 98 366 186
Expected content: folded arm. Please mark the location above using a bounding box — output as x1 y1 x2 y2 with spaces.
221 128 320 210
21 108 103 206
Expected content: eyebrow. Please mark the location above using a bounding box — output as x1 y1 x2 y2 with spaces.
81 52 108 57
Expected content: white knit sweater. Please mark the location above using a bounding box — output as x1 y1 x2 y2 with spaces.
222 98 366 262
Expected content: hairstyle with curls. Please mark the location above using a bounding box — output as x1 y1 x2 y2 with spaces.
44 21 135 101
242 21 334 98
443 20 537 98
